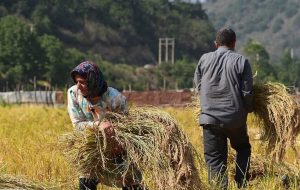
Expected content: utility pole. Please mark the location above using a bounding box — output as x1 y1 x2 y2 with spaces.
165 38 168 63
159 39 162 65
171 39 175 65
291 48 297 90
158 38 175 91
158 38 175 65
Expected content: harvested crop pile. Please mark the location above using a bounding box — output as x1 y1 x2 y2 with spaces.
252 82 300 161
61 106 201 190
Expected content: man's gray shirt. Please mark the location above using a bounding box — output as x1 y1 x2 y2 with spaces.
194 46 253 128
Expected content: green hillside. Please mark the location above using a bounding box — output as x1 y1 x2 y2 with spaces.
0 0 215 65
0 0 217 90
203 0 300 60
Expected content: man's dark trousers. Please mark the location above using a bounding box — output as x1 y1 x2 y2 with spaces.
202 124 251 189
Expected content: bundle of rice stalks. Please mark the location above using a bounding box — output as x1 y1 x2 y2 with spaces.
0 174 50 190
189 96 201 123
61 106 201 190
253 82 300 162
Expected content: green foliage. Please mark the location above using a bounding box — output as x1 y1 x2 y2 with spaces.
100 61 137 91
134 66 161 91
0 16 46 89
157 60 196 90
38 35 86 86
157 63 175 90
171 60 196 89
243 39 300 88
244 39 276 82
1 0 215 65
1 2 299 91
88 59 197 92
0 16 86 90
0 0 216 90
31 4 54 34
155 1 215 61
276 50 300 87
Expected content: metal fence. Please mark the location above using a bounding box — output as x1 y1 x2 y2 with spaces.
0 91 64 106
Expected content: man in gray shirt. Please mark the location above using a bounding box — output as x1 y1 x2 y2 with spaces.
194 27 253 189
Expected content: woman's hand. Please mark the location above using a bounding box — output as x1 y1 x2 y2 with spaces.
96 121 124 155
99 121 111 130
99 121 115 137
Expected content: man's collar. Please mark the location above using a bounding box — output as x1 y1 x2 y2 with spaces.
217 46 231 51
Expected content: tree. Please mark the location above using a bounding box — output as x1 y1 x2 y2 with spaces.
39 34 86 87
170 59 196 89
0 16 45 90
155 1 215 61
31 3 54 34
276 50 300 88
243 39 276 82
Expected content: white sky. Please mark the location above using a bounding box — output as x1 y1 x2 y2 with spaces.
170 0 207 3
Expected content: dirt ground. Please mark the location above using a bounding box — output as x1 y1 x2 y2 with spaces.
123 90 195 107
123 91 300 107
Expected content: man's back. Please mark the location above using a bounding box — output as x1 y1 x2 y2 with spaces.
194 46 253 128
194 27 253 189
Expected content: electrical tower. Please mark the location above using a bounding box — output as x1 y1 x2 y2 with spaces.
158 38 175 65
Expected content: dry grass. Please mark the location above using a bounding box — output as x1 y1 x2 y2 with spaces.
0 174 50 189
0 105 299 189
252 82 300 161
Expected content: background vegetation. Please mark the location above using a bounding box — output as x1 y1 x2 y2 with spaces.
0 0 299 91
0 0 215 91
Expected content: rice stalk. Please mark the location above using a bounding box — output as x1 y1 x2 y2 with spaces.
252 82 300 162
60 106 202 190
0 174 52 190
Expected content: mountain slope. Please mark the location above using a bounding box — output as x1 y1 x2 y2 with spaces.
203 0 300 60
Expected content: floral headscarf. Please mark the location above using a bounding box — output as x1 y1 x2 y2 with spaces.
71 61 108 98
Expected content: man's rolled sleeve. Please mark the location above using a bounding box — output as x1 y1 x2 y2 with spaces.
194 59 203 94
241 59 253 113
